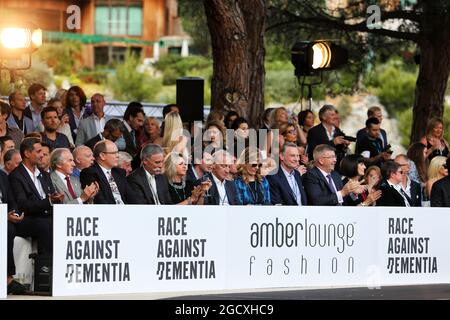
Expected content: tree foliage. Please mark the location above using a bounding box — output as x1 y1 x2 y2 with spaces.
107 51 162 102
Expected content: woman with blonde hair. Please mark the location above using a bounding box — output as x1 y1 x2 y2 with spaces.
425 156 448 197
234 148 271 205
164 152 207 205
140 116 162 146
162 112 187 155
420 117 449 161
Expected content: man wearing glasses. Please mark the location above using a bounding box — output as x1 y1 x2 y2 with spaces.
80 140 136 204
377 161 411 207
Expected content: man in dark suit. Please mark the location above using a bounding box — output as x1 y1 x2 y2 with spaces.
306 105 352 169
127 144 173 204
186 149 213 184
85 118 124 152
3 169 27 294
267 142 307 205
377 161 411 207
8 137 64 292
430 157 450 207
395 154 421 206
119 102 145 158
80 139 137 204
202 150 241 205
303 144 362 206
356 106 389 150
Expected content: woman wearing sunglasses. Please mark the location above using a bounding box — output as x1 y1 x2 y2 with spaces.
234 148 271 205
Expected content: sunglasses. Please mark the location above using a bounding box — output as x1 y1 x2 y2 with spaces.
443 164 448 169
251 163 263 168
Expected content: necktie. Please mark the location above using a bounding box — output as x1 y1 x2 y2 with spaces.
327 174 337 193
288 174 302 205
106 170 124 204
65 176 77 199
148 174 161 205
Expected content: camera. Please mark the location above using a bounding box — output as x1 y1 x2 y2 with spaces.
384 144 393 154
343 135 357 142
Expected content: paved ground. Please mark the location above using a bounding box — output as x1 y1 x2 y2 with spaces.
3 284 450 300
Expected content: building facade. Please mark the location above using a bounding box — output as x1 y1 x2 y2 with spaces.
0 0 188 67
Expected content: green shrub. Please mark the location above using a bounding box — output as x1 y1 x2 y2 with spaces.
155 55 211 85
108 51 162 102
366 58 417 115
35 41 83 75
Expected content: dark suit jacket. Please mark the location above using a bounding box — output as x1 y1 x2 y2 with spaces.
80 162 137 204
123 124 138 157
127 167 173 204
0 170 17 212
85 134 102 151
306 123 346 160
431 176 450 207
409 179 422 207
302 167 344 206
357 127 388 149
376 180 408 207
266 167 307 205
201 173 241 205
9 164 55 216
186 166 199 185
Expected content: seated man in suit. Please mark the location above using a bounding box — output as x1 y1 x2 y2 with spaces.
394 154 421 206
377 161 411 207
127 143 173 204
186 148 213 184
306 105 352 169
50 148 98 204
8 137 64 282
85 118 124 151
201 150 241 205
303 144 363 206
80 140 137 204
430 157 450 207
75 93 111 146
267 142 307 205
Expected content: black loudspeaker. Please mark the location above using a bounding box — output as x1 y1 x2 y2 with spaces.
30 253 52 294
176 77 204 122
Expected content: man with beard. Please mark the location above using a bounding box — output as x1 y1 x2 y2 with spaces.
40 107 70 151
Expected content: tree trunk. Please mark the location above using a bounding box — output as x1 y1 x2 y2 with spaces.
240 0 266 129
410 6 450 143
204 0 266 128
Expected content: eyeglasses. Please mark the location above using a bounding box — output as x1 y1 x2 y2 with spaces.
251 163 263 168
287 130 297 134
397 170 404 174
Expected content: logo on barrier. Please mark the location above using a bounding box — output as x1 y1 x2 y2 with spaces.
156 217 216 281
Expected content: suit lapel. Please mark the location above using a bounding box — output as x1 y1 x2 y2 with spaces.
141 168 156 203
19 164 42 198
277 170 297 202
313 167 334 193
51 172 71 199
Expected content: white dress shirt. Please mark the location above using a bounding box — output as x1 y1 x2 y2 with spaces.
145 169 160 205
281 165 302 205
94 114 106 135
212 174 229 206
23 164 46 199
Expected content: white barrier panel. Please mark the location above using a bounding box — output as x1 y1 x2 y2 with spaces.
53 205 450 296
0 204 7 298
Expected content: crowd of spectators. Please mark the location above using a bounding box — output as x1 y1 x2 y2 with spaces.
1 83 449 294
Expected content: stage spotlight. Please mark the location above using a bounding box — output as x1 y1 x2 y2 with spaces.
291 41 348 77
